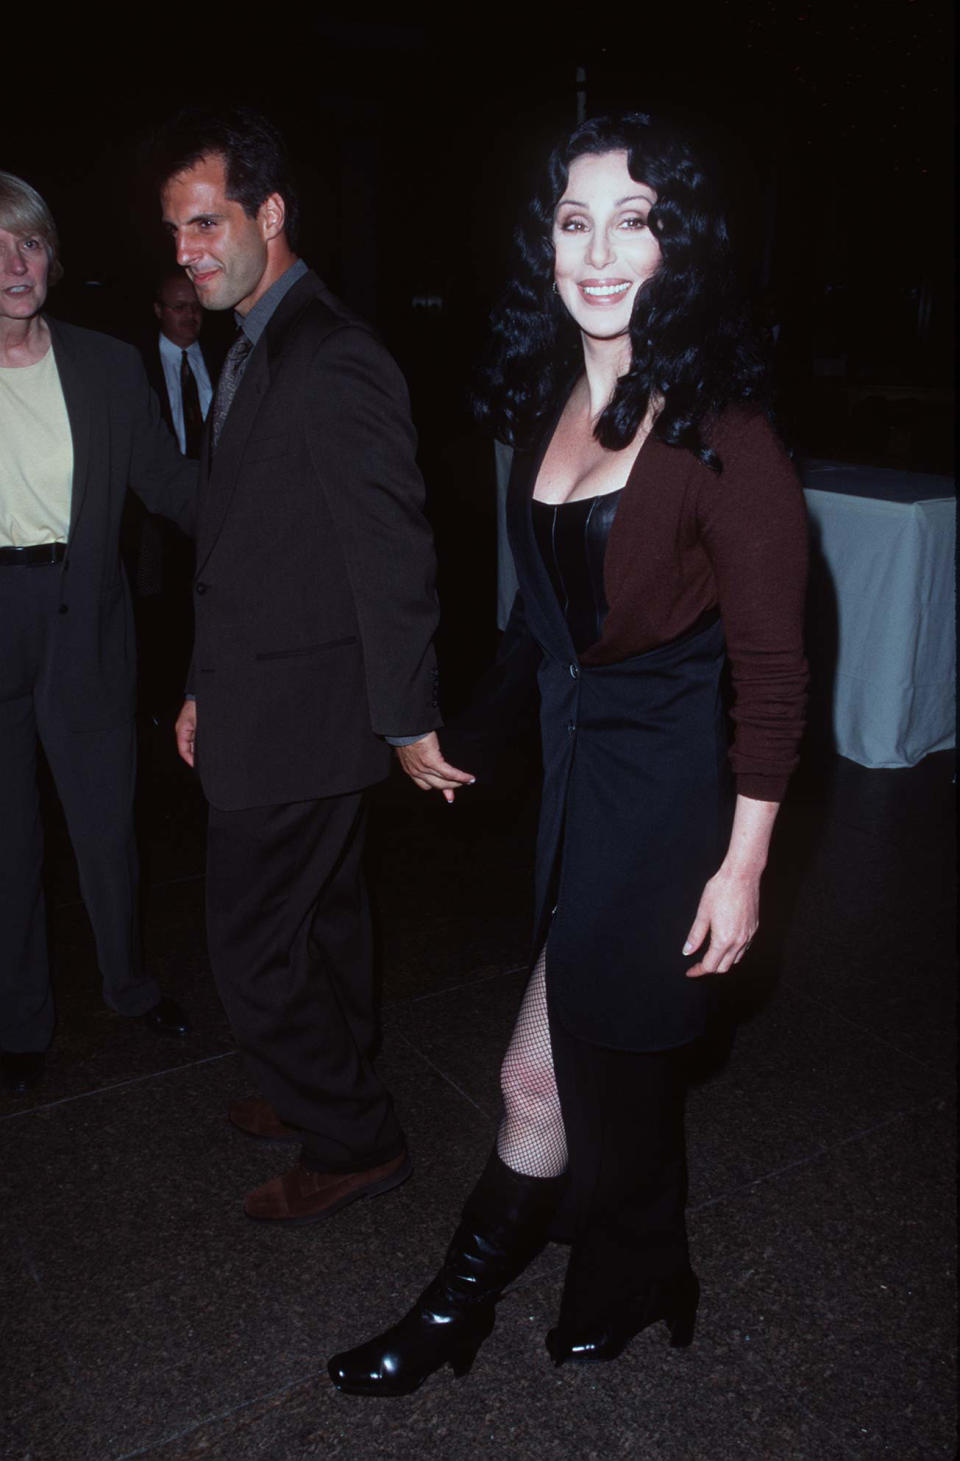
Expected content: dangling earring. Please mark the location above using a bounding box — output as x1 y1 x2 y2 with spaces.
552 281 559 295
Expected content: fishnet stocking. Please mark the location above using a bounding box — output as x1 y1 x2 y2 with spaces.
496 947 568 1178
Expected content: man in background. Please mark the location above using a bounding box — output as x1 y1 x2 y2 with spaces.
145 271 219 457
128 272 222 715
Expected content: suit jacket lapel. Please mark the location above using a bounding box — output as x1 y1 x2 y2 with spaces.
196 274 318 573
196 338 269 570
47 317 94 540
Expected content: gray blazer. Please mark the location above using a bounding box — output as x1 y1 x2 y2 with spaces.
45 316 197 731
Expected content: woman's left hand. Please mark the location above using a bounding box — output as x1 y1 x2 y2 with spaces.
682 867 760 977
683 794 779 977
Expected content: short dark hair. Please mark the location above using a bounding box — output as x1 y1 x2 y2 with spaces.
474 112 769 471
152 105 300 249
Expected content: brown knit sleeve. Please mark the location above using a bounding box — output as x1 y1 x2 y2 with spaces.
697 411 809 801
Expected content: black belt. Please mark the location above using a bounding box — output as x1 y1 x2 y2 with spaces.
0 543 67 567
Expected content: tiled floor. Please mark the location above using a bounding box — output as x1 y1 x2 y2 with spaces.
2 733 955 1461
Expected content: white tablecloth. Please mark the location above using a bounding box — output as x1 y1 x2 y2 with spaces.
801 460 955 768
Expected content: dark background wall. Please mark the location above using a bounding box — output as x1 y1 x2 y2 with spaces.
6 5 953 680
8 6 952 409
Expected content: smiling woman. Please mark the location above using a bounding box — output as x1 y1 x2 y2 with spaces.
0 173 62 286
328 112 809 1399
552 154 661 350
0 178 58 356
475 113 768 467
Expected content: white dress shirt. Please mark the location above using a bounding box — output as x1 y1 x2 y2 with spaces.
158 332 213 454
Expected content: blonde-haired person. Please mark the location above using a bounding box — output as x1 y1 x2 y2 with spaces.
0 173 197 1093
0 173 64 284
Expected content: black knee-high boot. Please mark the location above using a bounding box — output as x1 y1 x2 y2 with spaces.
546 1257 699 1364
545 1017 698 1365
327 1151 565 1396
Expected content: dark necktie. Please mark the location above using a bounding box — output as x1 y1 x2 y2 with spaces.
210 330 253 451
180 349 204 459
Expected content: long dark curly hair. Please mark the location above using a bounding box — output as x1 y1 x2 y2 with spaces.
474 113 769 472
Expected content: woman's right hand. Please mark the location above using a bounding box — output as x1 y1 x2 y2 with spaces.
395 733 475 804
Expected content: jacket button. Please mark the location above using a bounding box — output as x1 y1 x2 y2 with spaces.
195 581 208 595
569 663 580 679
58 604 68 615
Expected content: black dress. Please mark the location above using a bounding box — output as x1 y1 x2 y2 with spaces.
440 453 740 1302
529 490 697 1295
518 468 733 1054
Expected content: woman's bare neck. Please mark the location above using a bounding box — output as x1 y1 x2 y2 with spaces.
0 314 50 368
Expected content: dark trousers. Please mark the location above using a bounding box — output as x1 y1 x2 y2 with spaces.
0 568 158 1053
205 791 404 1172
549 1007 691 1323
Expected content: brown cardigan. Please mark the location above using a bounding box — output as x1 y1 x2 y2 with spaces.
580 407 809 801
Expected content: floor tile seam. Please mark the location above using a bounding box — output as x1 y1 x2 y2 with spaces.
112 1372 320 1461
0 1049 239 1123
382 962 529 1011
689 1097 946 1215
393 1030 497 1120
789 985 955 1074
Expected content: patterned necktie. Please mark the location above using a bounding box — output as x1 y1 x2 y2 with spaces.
210 330 252 451
180 349 203 459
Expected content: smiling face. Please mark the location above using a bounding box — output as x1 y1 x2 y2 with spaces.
552 150 660 343
0 226 50 322
161 153 282 315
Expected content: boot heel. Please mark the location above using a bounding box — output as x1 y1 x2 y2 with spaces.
449 1304 496 1376
449 1340 483 1378
667 1274 700 1348
667 1308 696 1347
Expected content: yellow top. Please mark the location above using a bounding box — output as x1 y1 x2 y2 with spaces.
0 345 73 548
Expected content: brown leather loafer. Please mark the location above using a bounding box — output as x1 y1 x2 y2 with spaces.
228 1096 301 1143
243 1150 412 1225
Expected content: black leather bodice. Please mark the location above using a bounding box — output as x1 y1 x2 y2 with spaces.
531 490 623 655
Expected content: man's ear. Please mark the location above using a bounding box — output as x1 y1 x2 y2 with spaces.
259 192 286 242
153 300 163 322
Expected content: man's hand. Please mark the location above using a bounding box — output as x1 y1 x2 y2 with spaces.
395 733 475 804
175 699 197 768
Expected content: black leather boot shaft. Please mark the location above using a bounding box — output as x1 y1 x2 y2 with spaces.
327 1152 565 1396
